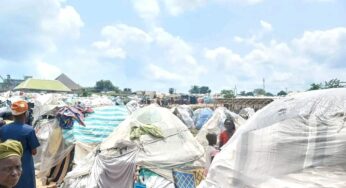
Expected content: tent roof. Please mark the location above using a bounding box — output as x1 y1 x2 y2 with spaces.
55 73 82 90
14 79 71 92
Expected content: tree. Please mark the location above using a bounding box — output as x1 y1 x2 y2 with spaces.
123 88 132 94
169 88 175 94
253 88 266 96
199 86 211 94
245 92 254 96
324 78 342 88
308 83 322 91
221 90 235 98
277 90 287 96
239 91 247 96
265 92 274 96
189 85 200 94
95 80 115 92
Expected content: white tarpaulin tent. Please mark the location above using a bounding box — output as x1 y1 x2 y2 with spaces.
195 107 245 147
199 88 346 188
63 104 205 188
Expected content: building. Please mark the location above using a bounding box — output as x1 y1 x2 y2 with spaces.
0 75 32 92
55 73 82 92
14 78 71 92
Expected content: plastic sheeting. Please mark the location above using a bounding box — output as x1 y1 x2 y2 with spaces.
100 105 205 167
88 150 138 188
238 107 255 120
198 88 346 188
193 108 213 130
195 107 245 147
172 105 194 129
62 105 128 143
63 105 205 187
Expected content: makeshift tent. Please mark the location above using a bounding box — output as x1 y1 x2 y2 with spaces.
193 108 213 130
14 79 71 92
238 107 255 120
63 105 205 188
199 88 346 188
195 107 245 147
172 105 195 129
35 103 128 185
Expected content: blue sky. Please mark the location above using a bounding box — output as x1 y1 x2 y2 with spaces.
1 0 346 94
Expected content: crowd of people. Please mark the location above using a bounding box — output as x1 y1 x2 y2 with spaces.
0 100 40 188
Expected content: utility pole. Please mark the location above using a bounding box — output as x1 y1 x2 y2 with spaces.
263 78 266 91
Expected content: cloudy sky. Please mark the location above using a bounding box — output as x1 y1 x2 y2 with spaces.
1 0 345 94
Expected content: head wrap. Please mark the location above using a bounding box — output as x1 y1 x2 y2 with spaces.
11 100 28 116
0 140 23 160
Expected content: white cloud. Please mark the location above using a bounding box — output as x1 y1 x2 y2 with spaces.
132 0 160 21
41 5 84 39
260 20 273 32
100 24 153 46
148 64 183 81
203 27 346 92
132 0 264 18
36 61 61 79
293 27 346 57
0 0 84 61
162 0 207 16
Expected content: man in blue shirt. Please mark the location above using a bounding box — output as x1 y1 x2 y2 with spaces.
0 100 40 188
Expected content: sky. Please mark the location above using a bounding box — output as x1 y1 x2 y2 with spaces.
1 0 346 94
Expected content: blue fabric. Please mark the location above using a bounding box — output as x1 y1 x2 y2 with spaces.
173 170 196 188
0 122 40 188
195 109 213 130
62 105 128 143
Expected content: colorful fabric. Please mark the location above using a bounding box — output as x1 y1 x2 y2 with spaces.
11 100 28 116
62 106 128 143
56 106 85 129
173 170 196 188
191 168 205 186
130 124 164 140
0 122 40 188
0 139 23 160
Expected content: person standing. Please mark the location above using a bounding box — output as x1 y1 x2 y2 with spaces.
0 100 40 188
0 140 23 188
219 118 236 148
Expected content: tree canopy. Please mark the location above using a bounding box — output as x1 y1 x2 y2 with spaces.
95 80 116 92
189 85 211 94
277 90 287 96
221 89 235 98
308 78 343 90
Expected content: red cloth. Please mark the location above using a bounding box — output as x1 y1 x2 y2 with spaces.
219 130 234 147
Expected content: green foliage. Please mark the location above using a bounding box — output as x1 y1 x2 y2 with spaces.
239 91 246 96
308 83 322 91
324 79 342 89
123 88 132 94
265 92 274 96
277 90 287 96
245 92 254 96
253 88 266 96
95 80 116 92
308 78 343 91
221 89 235 98
189 85 211 94
169 88 175 94
80 88 91 97
189 85 200 94
200 86 211 94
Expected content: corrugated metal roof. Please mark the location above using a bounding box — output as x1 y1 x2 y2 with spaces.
55 73 82 90
14 79 71 92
